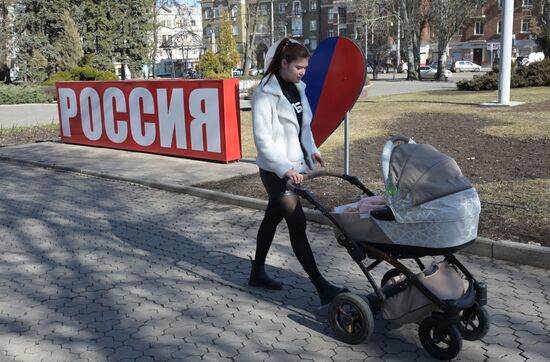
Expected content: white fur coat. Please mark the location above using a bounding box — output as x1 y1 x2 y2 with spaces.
252 75 320 178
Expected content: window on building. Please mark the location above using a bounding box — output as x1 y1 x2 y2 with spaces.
260 4 268 16
162 35 168 45
278 3 286 14
339 28 347 36
498 0 503 8
310 38 317 50
231 6 238 18
328 8 334 22
497 21 501 34
257 23 268 34
338 7 346 23
328 29 334 37
310 20 317 31
474 22 484 35
205 27 213 36
310 1 317 11
293 1 301 16
232 25 239 35
521 17 531 33
522 0 533 6
213 7 220 18
277 21 286 35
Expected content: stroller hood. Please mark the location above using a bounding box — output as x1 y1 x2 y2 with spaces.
387 143 472 207
377 139 480 247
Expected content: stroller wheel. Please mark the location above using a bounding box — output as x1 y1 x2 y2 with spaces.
328 293 374 345
381 268 403 287
419 316 462 360
458 305 490 341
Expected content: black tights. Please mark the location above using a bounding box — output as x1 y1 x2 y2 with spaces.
254 194 322 280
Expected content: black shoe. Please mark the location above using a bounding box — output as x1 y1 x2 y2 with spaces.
310 275 349 305
249 259 283 290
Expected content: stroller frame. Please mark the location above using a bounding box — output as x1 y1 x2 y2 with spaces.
287 169 488 360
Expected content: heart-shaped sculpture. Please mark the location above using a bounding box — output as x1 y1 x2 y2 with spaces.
303 37 366 147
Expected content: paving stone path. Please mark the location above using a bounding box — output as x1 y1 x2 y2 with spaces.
0 161 549 361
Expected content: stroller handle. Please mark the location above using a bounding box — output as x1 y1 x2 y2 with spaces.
286 170 374 196
286 170 343 191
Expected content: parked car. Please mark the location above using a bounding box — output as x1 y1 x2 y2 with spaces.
451 60 482 72
232 68 244 77
420 66 453 80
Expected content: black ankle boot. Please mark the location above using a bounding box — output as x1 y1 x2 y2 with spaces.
249 259 283 290
310 275 349 305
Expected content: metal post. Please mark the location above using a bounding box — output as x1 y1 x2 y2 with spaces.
498 0 513 105
364 21 368 67
270 0 274 46
344 111 350 174
336 10 340 36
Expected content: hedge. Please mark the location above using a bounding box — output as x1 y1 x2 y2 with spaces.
457 58 550 90
44 66 118 85
0 84 54 105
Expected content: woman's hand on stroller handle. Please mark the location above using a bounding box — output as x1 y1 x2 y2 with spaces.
284 169 304 185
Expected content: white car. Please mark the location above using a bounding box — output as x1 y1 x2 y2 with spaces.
420 66 453 80
451 61 482 72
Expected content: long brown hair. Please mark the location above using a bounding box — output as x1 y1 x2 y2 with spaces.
263 38 310 85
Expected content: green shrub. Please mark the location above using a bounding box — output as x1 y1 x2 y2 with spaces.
95 70 119 80
457 58 550 90
43 71 73 85
44 66 118 85
0 84 54 104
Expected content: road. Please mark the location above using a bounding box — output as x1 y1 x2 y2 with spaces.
0 160 548 361
0 103 58 128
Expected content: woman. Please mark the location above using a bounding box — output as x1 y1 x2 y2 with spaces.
249 38 347 306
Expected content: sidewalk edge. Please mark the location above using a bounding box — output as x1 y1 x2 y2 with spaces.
2 155 548 270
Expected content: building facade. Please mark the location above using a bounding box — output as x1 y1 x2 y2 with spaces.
154 4 203 77
447 0 538 66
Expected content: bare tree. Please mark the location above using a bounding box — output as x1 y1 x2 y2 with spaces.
243 0 260 76
355 1 398 79
394 0 427 80
428 0 486 80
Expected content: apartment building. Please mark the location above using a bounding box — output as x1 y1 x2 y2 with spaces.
448 0 538 66
200 0 323 69
155 4 203 77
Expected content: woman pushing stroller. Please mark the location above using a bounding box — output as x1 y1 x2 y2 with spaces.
249 38 347 305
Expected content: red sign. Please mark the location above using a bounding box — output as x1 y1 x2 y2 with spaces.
56 79 242 162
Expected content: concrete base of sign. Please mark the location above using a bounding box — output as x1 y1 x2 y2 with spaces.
480 101 525 107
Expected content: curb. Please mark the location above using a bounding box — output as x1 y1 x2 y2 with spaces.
2 155 549 270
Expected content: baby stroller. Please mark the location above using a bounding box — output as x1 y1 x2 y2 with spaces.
287 135 489 360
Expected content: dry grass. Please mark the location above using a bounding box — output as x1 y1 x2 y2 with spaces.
0 123 59 147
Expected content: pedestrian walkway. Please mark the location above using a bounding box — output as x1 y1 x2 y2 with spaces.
0 160 549 361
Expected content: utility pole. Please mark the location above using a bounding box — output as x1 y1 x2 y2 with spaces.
481 0 524 107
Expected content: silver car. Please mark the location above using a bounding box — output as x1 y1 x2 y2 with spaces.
451 61 482 72
420 66 453 80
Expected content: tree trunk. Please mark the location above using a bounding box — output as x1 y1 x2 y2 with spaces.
436 40 448 80
243 1 260 75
